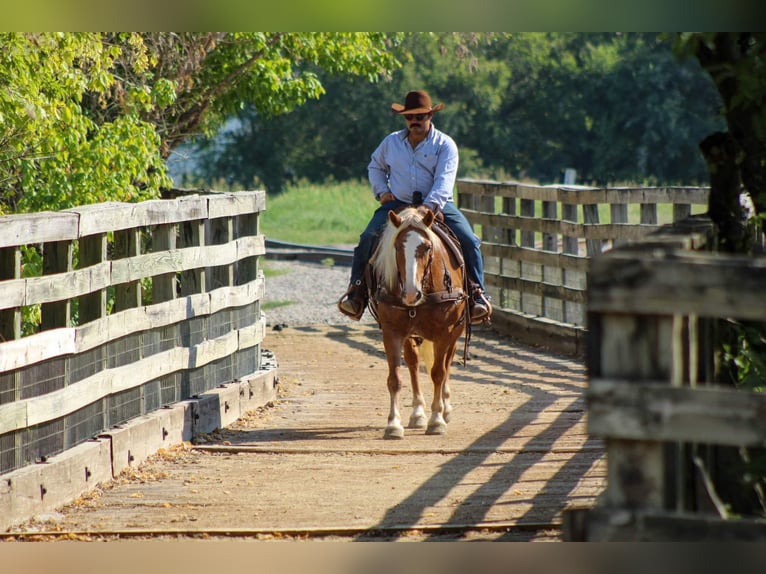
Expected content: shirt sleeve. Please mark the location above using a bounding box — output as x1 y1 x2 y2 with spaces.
368 138 391 200
424 136 459 211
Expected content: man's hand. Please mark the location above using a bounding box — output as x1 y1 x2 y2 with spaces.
379 192 395 204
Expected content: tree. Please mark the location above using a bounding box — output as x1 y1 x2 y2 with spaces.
0 32 403 213
0 33 169 213
182 33 724 191
675 32 766 253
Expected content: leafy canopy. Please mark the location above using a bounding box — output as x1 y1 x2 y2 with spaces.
0 32 402 214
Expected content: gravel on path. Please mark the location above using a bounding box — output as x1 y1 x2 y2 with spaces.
261 259 376 327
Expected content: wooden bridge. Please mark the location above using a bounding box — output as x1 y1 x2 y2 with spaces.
3 180 762 540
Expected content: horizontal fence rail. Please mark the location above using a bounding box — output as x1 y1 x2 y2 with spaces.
0 192 268 476
457 179 709 354
565 214 766 541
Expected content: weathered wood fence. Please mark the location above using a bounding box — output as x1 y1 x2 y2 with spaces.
563 214 766 540
0 191 277 527
457 179 709 355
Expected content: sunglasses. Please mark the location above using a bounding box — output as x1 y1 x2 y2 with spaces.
403 113 430 121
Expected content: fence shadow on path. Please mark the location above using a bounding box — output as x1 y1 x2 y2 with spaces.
284 324 604 541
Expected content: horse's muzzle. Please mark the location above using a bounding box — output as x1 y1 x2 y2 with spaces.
401 289 424 307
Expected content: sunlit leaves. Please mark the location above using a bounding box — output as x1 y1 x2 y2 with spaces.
0 32 402 214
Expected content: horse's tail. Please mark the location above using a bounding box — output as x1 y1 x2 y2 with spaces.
420 339 435 375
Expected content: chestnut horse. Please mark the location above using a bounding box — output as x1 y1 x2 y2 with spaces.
368 206 468 439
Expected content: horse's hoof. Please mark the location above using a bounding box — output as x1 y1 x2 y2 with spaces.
408 414 428 429
426 422 447 435
384 426 405 440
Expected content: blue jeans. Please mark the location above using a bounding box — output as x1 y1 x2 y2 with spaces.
349 200 485 292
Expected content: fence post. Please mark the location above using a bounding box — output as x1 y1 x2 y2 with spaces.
113 228 142 311
78 233 108 323
152 224 178 303
41 240 73 330
0 247 21 341
520 196 540 316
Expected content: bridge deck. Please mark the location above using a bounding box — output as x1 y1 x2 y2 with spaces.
11 324 604 541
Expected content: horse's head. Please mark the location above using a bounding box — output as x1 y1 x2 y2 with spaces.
374 207 436 306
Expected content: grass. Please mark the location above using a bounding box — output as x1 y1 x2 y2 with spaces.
262 300 295 310
261 179 376 245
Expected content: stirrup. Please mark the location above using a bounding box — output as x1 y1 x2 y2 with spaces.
337 280 366 321
470 290 492 324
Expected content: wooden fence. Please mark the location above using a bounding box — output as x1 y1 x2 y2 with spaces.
457 179 709 355
0 191 273 485
563 215 766 540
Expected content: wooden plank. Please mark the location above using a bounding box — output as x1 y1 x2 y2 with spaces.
24 261 111 307
583 204 602 256
590 312 674 511
150 223 177 303
481 243 589 273
113 228 141 312
41 240 73 330
588 250 766 320
0 246 22 341
0 212 79 248
487 275 586 304
207 191 266 219
0 277 264 371
604 187 709 205
0 328 76 372
68 196 209 236
467 211 664 243
574 506 766 541
235 213 259 285
0 321 265 434
459 181 708 210
108 236 264 285
588 379 766 447
78 233 108 324
178 219 205 296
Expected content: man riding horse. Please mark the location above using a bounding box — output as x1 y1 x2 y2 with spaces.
338 90 492 323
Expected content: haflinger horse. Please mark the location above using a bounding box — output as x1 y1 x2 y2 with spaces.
367 205 468 440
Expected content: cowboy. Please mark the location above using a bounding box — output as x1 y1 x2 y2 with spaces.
338 90 492 323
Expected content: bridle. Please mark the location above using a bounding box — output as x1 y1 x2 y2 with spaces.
367 218 471 365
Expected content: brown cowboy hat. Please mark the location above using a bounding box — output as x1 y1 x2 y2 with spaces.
391 90 444 115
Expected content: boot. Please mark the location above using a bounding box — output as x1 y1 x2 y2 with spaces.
470 289 492 324
337 279 367 321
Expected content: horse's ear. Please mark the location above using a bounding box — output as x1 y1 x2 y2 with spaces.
422 209 435 228
388 210 402 227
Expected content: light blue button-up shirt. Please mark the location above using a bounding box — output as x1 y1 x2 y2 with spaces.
367 124 459 212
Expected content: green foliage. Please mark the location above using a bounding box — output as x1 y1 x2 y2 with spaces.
721 320 766 392
1 32 402 214
180 32 724 193
0 33 170 213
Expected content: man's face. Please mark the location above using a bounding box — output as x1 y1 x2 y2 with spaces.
403 112 432 134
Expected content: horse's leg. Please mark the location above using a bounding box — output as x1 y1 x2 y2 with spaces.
425 341 450 436
426 337 461 435
404 337 427 429
441 342 459 424
383 333 405 440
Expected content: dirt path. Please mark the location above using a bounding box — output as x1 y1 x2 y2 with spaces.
13 323 605 541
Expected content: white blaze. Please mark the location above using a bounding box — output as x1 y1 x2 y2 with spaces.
402 231 425 305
